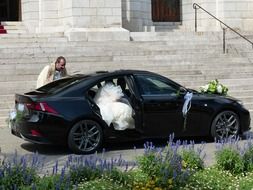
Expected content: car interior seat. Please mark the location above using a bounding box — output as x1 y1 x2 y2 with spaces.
117 78 131 97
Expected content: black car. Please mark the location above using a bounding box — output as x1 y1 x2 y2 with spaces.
11 70 251 154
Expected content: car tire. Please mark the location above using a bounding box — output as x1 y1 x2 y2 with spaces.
211 110 240 141
68 119 103 154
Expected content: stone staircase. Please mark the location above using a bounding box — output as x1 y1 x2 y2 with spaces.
152 22 184 32
0 22 28 34
0 30 253 129
0 23 7 34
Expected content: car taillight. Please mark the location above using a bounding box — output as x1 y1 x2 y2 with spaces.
31 129 42 137
26 102 58 114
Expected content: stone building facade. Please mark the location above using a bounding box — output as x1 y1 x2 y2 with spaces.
1 0 253 40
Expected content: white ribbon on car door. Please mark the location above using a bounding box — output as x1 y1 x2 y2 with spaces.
182 92 193 131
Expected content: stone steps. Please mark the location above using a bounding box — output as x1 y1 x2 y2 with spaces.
0 31 64 38
183 77 253 84
0 57 250 68
1 22 28 34
0 71 252 82
0 67 251 81
0 39 225 46
0 31 250 45
0 46 224 55
0 52 247 61
0 44 225 52
0 49 225 58
0 76 252 93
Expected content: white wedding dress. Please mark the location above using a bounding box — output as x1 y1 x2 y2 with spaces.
94 83 135 130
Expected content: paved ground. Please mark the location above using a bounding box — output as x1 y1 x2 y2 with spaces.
0 126 216 168
0 125 252 174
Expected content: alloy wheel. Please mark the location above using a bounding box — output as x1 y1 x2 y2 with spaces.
68 120 102 153
213 111 239 140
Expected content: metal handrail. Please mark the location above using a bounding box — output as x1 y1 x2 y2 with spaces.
193 3 253 53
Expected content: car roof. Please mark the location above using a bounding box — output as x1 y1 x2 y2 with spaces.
36 70 156 96
72 69 157 79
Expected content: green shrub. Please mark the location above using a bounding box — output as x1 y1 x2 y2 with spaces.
137 142 190 189
137 151 161 178
131 171 166 190
180 167 237 190
215 147 244 174
77 178 127 190
243 146 253 172
129 169 149 185
69 166 102 184
21 175 70 190
103 168 134 189
0 165 38 189
237 172 253 189
179 149 204 171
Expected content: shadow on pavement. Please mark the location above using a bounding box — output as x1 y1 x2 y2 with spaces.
20 143 71 155
19 136 214 155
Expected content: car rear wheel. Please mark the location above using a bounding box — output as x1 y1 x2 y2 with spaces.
68 120 103 154
211 111 240 140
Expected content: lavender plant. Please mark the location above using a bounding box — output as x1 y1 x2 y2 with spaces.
136 135 198 189
55 153 135 190
179 141 205 171
0 151 42 189
242 139 253 172
215 137 245 174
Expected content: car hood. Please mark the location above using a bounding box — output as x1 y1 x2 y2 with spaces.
190 91 241 103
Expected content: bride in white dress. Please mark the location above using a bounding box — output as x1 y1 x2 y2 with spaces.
94 82 135 130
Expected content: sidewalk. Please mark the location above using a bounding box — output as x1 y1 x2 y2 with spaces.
1 124 252 174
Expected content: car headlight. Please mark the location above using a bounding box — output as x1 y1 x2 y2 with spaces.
237 100 244 106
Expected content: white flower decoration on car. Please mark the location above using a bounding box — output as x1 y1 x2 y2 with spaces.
217 84 223 94
200 79 228 95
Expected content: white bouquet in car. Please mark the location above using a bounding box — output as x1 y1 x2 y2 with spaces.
200 79 228 95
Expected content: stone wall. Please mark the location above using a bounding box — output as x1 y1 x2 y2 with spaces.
182 0 253 31
22 0 39 33
22 0 124 32
222 0 253 31
39 0 61 32
122 0 152 32
21 0 129 41
66 0 122 28
21 0 253 34
63 0 129 41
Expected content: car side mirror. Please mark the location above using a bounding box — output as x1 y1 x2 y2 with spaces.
178 87 187 96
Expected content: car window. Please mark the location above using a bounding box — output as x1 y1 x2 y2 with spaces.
135 75 178 96
36 76 83 94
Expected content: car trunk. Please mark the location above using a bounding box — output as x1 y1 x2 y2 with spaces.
15 93 36 118
14 91 58 119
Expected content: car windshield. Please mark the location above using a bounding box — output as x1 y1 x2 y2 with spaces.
36 76 84 94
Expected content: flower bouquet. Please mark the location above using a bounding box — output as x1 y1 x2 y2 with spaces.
200 79 228 95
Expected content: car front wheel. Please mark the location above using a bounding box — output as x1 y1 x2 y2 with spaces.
68 119 103 154
211 111 240 140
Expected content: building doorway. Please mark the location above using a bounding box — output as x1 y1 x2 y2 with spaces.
0 0 21 21
152 0 180 22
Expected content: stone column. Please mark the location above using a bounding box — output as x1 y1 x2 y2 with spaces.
22 0 39 33
38 0 61 33
64 0 129 41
